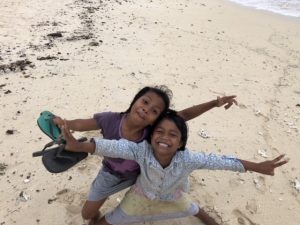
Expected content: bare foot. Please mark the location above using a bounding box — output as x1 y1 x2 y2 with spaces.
88 211 101 225
195 207 220 225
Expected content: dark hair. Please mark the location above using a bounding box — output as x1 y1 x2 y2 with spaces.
124 85 172 114
148 109 188 151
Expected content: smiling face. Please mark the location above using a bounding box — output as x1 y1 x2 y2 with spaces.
150 118 183 162
129 91 166 127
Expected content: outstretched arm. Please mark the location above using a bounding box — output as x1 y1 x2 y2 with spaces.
62 121 140 160
53 116 98 131
239 154 288 176
177 95 238 121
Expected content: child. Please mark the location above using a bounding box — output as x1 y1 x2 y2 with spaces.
53 85 237 224
61 109 288 225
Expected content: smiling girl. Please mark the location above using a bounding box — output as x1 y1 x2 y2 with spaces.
61 109 288 225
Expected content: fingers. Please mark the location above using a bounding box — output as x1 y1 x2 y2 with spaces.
61 125 67 140
218 95 238 109
273 154 285 162
53 116 64 129
223 95 236 102
61 120 71 140
225 102 233 109
225 95 237 99
232 99 238 106
224 98 237 109
216 96 222 106
274 160 289 168
272 154 288 168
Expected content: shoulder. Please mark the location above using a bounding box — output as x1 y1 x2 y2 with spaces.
176 148 191 157
175 148 197 162
93 111 123 127
93 111 122 120
120 139 150 155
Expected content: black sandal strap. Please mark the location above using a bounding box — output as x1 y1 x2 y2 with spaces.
32 140 55 157
33 137 87 157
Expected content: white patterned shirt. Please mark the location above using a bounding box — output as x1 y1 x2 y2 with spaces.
94 138 245 201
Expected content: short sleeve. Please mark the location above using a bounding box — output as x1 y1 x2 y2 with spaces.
93 112 122 139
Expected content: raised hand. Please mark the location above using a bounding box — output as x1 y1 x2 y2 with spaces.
255 154 288 176
61 120 80 151
216 95 238 110
53 116 64 128
61 120 96 154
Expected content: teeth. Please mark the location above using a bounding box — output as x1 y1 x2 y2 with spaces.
159 143 168 147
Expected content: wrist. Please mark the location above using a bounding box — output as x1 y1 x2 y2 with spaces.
239 159 257 172
81 142 96 154
212 99 218 107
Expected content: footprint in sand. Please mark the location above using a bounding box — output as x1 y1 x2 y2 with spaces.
233 209 259 225
245 199 258 214
202 193 214 206
54 188 87 225
66 204 82 214
55 188 86 215
229 177 245 188
202 206 226 225
67 215 86 225
253 176 267 193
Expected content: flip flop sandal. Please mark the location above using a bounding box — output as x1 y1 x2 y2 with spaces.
37 111 64 143
33 137 88 173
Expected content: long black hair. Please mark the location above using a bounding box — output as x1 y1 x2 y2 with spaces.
148 109 188 151
124 85 173 115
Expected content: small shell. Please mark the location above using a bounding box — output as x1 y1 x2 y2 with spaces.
292 179 300 192
198 129 211 139
23 178 30 183
19 191 30 202
258 149 268 158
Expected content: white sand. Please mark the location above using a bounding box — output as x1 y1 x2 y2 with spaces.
0 0 299 224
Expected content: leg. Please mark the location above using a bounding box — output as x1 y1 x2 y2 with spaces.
82 199 106 223
194 207 219 225
84 169 137 224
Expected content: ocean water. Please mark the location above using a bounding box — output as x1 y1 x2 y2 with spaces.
228 0 300 18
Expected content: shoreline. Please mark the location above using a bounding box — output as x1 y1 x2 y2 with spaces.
225 0 300 19
222 0 300 23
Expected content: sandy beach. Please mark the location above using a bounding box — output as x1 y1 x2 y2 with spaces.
1 0 299 224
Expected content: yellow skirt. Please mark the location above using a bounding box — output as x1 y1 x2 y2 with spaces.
105 188 199 224
120 188 196 216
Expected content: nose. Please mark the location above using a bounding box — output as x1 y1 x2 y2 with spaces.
142 106 149 113
159 132 168 140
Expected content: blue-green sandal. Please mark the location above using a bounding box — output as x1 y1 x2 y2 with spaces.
37 111 63 143
35 111 87 173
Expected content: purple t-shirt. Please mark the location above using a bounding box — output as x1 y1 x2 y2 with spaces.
93 112 149 179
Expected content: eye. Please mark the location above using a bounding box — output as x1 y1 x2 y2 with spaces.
155 129 163 134
152 109 159 115
170 132 179 138
143 99 149 105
